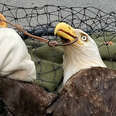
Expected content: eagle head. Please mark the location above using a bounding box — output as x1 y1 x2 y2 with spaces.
54 22 106 85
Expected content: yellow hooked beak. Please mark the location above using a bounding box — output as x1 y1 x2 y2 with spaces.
0 13 7 28
54 22 83 45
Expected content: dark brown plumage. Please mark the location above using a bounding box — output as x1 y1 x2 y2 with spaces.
0 77 57 116
48 67 116 116
1 67 116 116
52 22 116 115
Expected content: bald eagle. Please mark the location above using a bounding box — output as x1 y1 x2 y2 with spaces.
54 22 106 85
47 22 116 116
0 13 36 81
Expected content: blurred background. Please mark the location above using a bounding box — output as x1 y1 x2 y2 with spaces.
1 0 116 12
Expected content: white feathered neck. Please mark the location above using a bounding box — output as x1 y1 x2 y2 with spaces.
63 33 106 85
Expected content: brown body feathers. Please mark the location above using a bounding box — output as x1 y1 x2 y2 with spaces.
1 67 116 116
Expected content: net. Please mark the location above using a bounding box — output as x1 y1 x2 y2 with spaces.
0 3 116 91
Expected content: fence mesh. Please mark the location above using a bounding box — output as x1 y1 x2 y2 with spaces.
0 3 116 91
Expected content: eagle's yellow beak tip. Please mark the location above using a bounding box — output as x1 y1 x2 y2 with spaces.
54 22 66 35
54 22 77 42
0 13 7 28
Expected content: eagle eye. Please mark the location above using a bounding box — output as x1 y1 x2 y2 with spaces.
81 34 88 41
81 35 87 41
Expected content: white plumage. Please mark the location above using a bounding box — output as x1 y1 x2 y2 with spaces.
0 28 36 81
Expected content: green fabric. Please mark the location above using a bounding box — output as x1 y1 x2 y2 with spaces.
93 34 116 69
35 59 63 91
28 45 63 91
32 46 64 64
92 34 116 60
104 60 116 70
99 43 116 60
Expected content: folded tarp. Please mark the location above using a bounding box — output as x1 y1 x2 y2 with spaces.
29 46 63 91
104 60 116 70
94 35 116 60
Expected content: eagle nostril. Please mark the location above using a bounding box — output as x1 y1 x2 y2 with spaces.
68 26 71 30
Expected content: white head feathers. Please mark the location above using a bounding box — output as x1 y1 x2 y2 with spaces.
63 29 106 85
0 28 36 81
